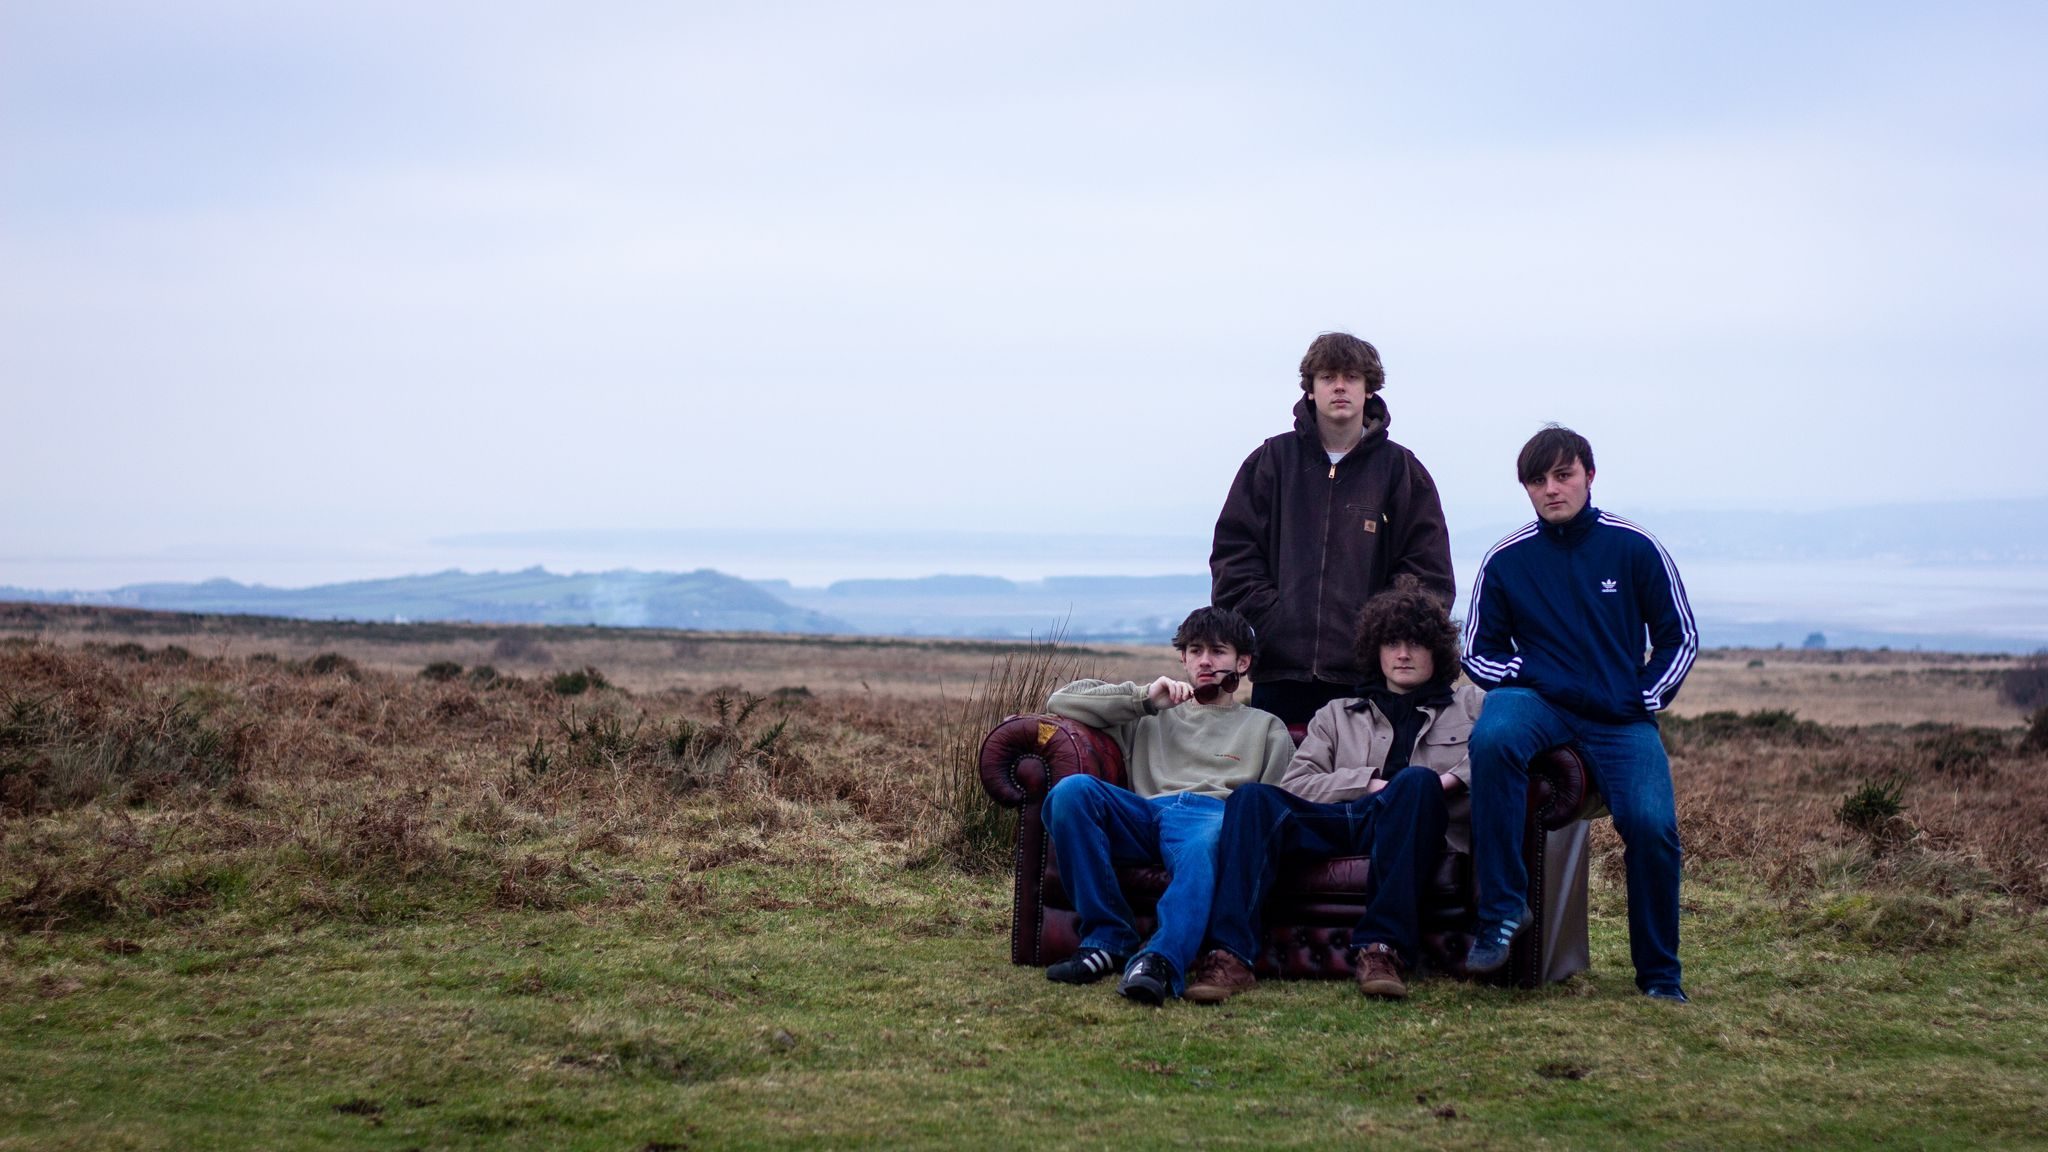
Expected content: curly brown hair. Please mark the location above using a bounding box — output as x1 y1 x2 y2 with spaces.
1353 574 1460 687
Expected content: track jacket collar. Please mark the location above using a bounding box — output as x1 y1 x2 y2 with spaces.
1539 502 1602 547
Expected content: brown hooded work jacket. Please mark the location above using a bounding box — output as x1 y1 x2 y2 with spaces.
1209 393 1454 688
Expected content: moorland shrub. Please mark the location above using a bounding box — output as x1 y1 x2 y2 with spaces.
1913 725 2006 778
1661 708 1832 753
1836 776 1909 841
420 660 463 682
663 691 787 791
0 684 250 813
2026 707 2048 753
549 666 610 696
557 704 647 769
2000 649 2048 711
297 652 361 679
92 642 150 662
491 632 551 665
84 641 199 665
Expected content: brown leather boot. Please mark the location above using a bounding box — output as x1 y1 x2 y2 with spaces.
1353 943 1409 999
1184 949 1258 1004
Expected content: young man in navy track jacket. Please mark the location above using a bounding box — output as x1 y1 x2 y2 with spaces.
1459 426 1699 1002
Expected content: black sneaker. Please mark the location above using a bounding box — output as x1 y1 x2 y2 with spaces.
1046 947 1123 985
1644 985 1690 1004
1464 902 1533 976
1117 953 1173 1006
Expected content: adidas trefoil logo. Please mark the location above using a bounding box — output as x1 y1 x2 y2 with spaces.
1599 579 1618 593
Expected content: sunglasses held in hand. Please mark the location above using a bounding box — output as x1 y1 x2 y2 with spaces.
1191 672 1242 705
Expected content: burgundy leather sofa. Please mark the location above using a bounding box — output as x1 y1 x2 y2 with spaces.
978 712 1603 990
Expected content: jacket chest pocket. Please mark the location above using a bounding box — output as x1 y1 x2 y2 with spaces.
1418 730 1468 769
1344 503 1385 536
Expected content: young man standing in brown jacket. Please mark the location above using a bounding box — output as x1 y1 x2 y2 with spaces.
1210 332 1454 725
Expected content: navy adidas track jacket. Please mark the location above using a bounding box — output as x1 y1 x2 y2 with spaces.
1460 504 1698 724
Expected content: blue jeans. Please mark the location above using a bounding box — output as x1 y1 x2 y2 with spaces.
1042 775 1226 994
1205 771 1449 971
1469 687 1682 991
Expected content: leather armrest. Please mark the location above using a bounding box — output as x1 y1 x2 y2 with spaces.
978 713 1128 807
1527 744 1608 829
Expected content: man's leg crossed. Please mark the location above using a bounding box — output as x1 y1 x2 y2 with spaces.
1204 784 1368 963
1190 784 1378 1003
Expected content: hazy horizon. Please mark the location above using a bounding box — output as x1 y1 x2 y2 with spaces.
7 495 2044 593
10 499 2047 654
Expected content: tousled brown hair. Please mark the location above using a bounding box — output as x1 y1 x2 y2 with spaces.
1297 332 1385 394
1173 605 1258 666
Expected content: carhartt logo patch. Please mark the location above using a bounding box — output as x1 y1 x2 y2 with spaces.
1363 519 1378 534
1600 579 1618 593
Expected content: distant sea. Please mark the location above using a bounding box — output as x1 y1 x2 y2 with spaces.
4 542 2044 653
1593 559 2048 652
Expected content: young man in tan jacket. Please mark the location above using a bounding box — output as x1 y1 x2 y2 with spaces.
1040 606 1296 1005
1185 576 1479 1002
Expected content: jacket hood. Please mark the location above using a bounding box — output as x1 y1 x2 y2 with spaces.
1292 392 1390 449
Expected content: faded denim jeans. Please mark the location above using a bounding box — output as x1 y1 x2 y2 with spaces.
1043 775 1226 994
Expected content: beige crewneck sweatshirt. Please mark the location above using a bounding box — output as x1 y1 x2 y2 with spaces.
1044 680 1296 799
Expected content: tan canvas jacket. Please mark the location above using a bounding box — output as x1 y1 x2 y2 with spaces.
1276 682 1484 854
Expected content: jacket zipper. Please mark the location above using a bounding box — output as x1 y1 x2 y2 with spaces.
1310 459 1337 677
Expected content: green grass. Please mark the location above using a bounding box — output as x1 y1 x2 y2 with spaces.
5 862 2044 1150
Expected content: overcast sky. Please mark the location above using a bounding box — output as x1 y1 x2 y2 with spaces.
4 2 2045 588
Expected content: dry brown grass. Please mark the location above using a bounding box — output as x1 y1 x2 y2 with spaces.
1639 711 2048 906
0 633 967 933
1674 647 2026 728
2 608 2042 941
0 603 1172 699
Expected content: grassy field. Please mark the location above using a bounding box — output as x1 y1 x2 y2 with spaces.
2 608 2045 1149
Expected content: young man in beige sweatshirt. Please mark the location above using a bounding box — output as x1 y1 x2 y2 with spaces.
1041 606 1297 1005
